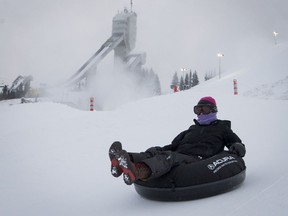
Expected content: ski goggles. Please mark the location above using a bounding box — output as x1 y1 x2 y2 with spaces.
193 105 214 115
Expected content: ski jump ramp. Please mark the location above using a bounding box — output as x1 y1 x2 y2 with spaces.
65 8 146 89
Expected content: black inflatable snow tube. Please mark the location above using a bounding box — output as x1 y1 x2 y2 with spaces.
134 151 246 201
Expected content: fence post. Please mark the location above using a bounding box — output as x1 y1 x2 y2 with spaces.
173 85 178 93
90 97 94 111
233 79 238 95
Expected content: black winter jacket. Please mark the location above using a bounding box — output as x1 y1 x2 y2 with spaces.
161 119 242 158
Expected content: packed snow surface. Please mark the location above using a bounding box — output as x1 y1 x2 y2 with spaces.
1 10 288 214
1 56 288 216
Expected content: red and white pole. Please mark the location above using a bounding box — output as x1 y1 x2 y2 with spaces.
173 85 178 93
233 79 238 95
90 97 94 111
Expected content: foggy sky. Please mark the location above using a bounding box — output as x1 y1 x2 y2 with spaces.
0 0 287 90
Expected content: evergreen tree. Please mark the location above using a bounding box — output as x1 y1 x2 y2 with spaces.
179 76 185 91
170 72 179 89
189 70 192 89
1 85 8 100
142 68 162 96
184 73 189 90
145 68 154 95
153 74 161 95
17 83 24 98
192 70 199 87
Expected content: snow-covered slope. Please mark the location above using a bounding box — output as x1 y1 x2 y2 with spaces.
1 54 288 216
1 10 288 214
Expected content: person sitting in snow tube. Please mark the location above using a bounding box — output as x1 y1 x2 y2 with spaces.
109 96 246 200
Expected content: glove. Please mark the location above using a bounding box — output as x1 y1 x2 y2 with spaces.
145 146 163 156
229 142 246 157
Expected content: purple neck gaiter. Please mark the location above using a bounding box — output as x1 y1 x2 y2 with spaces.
197 113 217 125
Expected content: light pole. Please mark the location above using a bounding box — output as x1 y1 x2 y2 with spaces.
180 68 187 77
180 68 187 90
217 53 224 79
273 31 278 45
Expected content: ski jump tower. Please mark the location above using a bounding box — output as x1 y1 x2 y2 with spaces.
65 8 146 89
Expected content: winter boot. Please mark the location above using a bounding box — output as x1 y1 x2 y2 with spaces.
109 141 123 177
117 150 152 185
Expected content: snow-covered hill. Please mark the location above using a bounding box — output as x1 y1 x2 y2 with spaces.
1 53 288 216
1 1 288 214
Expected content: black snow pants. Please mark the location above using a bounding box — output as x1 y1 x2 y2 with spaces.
128 148 201 180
